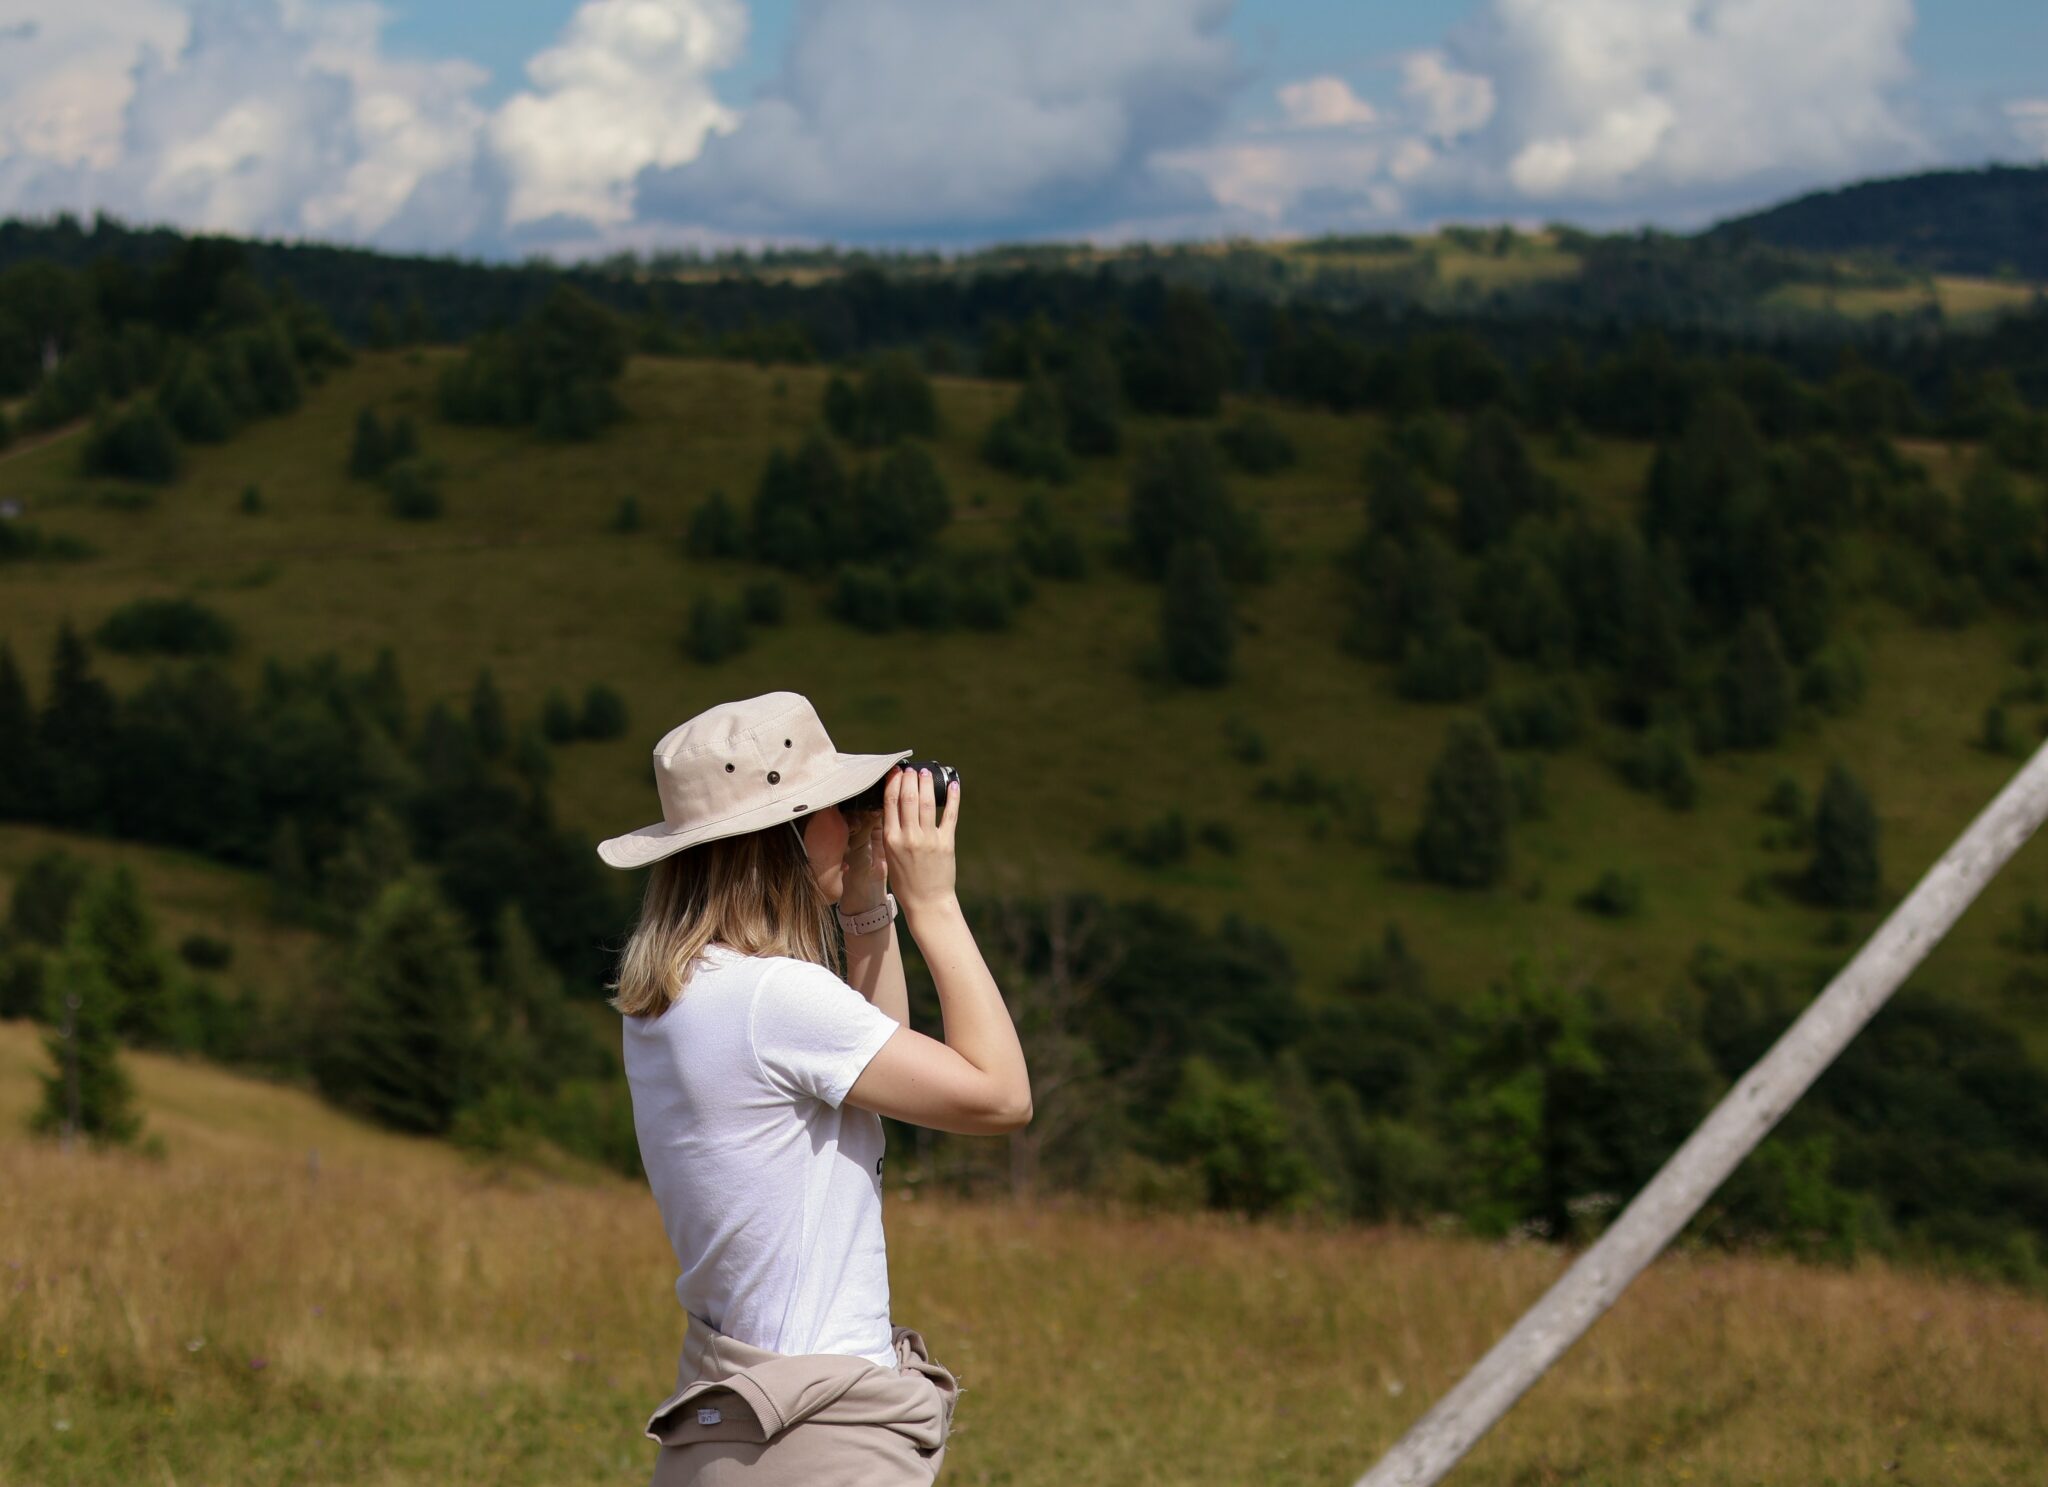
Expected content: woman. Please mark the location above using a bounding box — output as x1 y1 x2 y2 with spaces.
597 691 1031 1485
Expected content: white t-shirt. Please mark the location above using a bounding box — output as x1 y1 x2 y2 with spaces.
623 942 904 1370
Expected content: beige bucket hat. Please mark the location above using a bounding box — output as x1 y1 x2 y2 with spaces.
595 691 913 870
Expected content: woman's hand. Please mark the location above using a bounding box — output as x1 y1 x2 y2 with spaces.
883 765 958 913
839 807 888 915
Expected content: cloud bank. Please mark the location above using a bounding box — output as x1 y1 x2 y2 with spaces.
633 0 1242 241
0 0 2037 255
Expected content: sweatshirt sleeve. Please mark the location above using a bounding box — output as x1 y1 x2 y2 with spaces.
749 958 902 1108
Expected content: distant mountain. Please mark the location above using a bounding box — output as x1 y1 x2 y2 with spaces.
1708 163 2048 280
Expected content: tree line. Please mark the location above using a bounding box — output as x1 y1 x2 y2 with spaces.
12 815 2045 1295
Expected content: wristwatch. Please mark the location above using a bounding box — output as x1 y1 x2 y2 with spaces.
837 891 897 938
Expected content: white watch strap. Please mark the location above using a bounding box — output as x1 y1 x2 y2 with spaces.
837 890 896 937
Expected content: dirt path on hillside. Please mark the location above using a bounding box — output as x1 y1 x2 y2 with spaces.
0 418 85 469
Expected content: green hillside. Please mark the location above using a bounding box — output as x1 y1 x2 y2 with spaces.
1712 163 2048 281
7 345 2048 1056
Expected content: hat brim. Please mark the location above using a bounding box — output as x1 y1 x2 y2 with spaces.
595 748 914 870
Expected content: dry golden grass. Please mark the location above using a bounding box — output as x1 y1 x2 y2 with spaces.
4 1019 2046 1485
1764 274 2041 324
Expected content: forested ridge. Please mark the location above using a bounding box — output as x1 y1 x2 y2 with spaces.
1712 163 2048 281
4 200 2048 1298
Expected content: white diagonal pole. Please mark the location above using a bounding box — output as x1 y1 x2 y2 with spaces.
1357 739 2048 1487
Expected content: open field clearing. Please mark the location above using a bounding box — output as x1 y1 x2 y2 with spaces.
4 1022 2047 1486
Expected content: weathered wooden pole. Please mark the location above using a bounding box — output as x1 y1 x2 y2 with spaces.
1357 739 2048 1487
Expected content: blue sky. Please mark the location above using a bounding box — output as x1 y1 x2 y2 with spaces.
385 0 1470 115
385 0 2048 129
0 0 2041 260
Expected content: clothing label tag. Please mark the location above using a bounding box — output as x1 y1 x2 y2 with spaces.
696 1407 723 1426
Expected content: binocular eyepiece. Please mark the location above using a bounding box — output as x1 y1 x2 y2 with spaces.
842 759 958 823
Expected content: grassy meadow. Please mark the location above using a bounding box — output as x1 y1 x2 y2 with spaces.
5 1021 2047 1486
5 347 2048 1050
1763 273 2044 325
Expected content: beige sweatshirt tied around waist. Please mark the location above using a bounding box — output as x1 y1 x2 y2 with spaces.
643 1310 962 1475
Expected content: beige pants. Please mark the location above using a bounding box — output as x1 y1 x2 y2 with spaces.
648 1327 959 1486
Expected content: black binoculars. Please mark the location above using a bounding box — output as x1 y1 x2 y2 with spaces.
841 759 958 824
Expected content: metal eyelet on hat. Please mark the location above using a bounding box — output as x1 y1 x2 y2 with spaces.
784 739 792 747
767 770 781 784
725 763 735 773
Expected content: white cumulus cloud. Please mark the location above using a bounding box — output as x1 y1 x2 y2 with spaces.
1447 0 1924 207
0 0 2017 255
1401 51 1495 142
491 0 747 230
0 0 500 250
1276 76 1376 131
0 0 186 213
634 0 1241 240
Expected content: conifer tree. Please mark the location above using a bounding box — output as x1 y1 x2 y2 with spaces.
850 443 951 559
267 816 314 920
387 414 420 462
469 667 508 758
72 865 173 1047
1011 489 1088 580
541 688 579 744
578 683 628 740
411 699 480 781
687 489 745 558
361 645 408 741
862 350 938 443
687 594 750 662
1806 762 1880 909
39 621 117 828
1127 433 1271 583
1125 286 1234 417
29 916 143 1147
322 803 418 922
981 371 1073 482
161 360 234 443
7 848 90 948
1161 538 1236 686
1415 718 1511 888
822 373 860 441
823 351 937 446
511 723 553 793
1642 390 1781 629
318 869 485 1135
1719 610 1796 749
400 295 434 346
1364 444 1430 543
485 901 608 1095
1453 406 1541 552
748 434 845 573
1057 336 1123 456
0 638 44 818
81 400 181 483
1958 458 2032 604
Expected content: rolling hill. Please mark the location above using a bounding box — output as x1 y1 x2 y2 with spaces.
1711 163 2048 281
4 1018 2045 1486
6 347 2048 1048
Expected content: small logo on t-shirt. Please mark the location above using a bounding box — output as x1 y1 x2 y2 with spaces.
697 1407 723 1426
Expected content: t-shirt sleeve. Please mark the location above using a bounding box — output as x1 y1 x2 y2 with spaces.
749 958 903 1108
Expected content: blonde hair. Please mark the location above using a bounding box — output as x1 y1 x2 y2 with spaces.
605 820 840 1019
